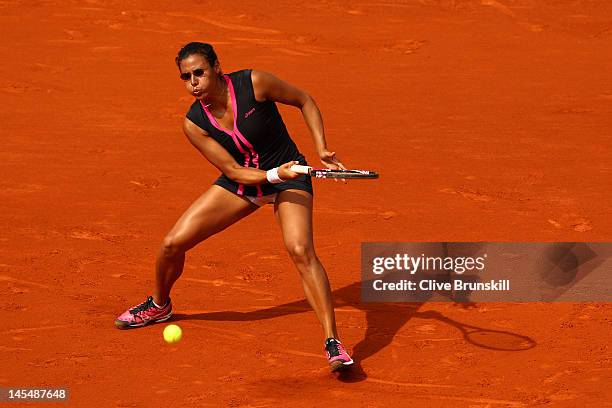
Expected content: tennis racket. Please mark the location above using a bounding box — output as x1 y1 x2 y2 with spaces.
290 165 379 179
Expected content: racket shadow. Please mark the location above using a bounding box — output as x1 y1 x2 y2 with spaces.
416 310 537 351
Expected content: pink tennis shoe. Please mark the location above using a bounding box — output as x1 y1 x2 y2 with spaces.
325 338 354 372
115 296 172 329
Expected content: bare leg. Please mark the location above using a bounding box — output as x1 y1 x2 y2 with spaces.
153 185 258 305
274 189 338 340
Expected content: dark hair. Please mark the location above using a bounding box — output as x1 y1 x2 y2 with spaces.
175 42 218 68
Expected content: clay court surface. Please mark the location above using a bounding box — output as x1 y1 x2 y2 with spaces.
1 0 611 406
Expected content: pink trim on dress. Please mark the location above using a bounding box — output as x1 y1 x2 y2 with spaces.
200 99 249 196
198 75 263 198
224 75 263 197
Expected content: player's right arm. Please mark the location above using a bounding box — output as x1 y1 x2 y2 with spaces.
182 118 299 184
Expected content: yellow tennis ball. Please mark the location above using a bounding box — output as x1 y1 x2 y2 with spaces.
163 324 182 344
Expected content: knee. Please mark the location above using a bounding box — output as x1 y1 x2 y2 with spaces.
160 234 188 258
286 242 315 265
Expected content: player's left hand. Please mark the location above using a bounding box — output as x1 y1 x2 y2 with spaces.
319 149 345 170
319 150 347 182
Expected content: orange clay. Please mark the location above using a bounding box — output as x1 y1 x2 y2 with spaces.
1 1 610 406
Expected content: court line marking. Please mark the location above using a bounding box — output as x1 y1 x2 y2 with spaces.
0 275 49 288
183 277 276 296
0 346 33 352
366 379 524 406
3 324 71 334
166 13 281 35
366 377 458 389
182 322 255 338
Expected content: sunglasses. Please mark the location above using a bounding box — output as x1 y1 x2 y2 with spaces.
179 68 207 81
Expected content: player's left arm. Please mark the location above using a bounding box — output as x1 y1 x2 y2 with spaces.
251 70 345 170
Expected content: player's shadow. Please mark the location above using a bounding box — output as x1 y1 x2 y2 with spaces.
173 280 415 382
173 277 537 383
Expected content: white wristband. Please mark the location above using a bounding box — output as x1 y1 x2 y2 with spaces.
266 167 285 184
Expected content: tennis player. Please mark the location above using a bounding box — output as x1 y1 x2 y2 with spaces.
115 42 353 372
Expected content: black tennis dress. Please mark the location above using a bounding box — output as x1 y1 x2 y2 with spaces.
186 69 313 198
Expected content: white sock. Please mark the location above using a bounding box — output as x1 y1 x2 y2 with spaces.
152 299 166 309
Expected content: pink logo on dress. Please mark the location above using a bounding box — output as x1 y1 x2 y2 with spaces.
244 108 256 118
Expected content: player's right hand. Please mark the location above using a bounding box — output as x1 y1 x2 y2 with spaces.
277 161 301 180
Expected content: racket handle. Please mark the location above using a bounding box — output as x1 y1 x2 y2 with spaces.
290 164 312 175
